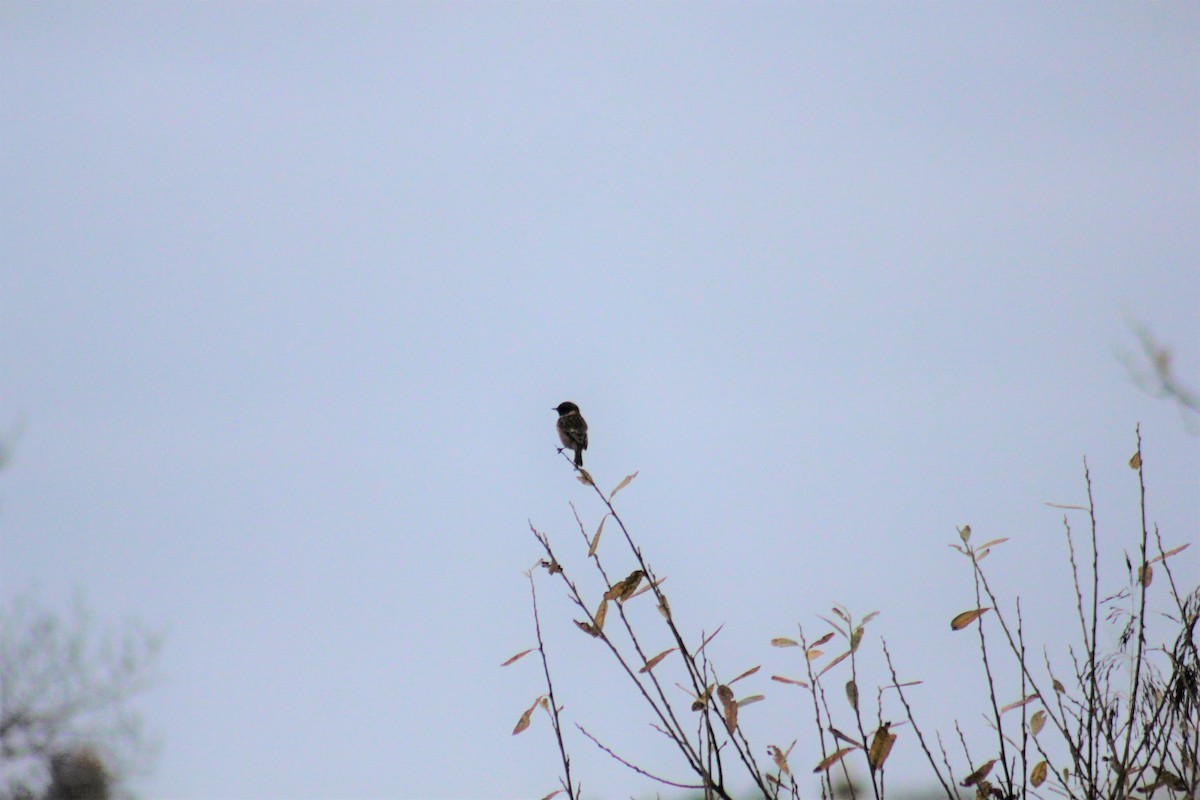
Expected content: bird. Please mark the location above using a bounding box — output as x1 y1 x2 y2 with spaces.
554 401 588 467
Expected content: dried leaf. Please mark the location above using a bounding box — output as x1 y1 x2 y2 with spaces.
501 648 536 667
605 569 646 602
771 637 800 648
609 470 639 499
978 537 1010 550
512 697 542 735
730 665 761 685
542 558 562 575
1150 542 1191 564
1030 709 1047 736
576 468 593 486
951 608 991 631
737 694 765 707
657 594 671 620
959 525 972 543
628 576 666 600
540 792 563 800
813 747 855 773
806 648 825 662
1052 678 1066 694
817 615 848 637
861 610 880 625
768 742 794 775
1129 451 1141 470
696 623 725 655
849 626 864 653
845 679 859 711
574 620 599 637
717 684 738 732
593 598 609 632
1000 693 1040 713
961 759 996 787
832 606 850 623
771 675 810 688
588 515 607 557
1139 563 1153 587
690 684 713 711
817 649 852 678
829 727 864 748
640 647 677 673
811 632 835 647
1044 502 1088 510
868 725 896 770
1030 760 1048 788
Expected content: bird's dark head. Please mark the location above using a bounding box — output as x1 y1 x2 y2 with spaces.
554 402 580 415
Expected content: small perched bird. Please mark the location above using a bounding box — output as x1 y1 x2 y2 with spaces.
554 401 588 467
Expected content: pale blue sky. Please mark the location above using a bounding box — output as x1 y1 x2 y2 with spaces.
1 3 1197 798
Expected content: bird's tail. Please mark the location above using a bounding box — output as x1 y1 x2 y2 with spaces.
574 449 584 467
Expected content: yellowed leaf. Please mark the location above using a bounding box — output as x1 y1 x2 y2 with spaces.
512 697 542 735
813 747 855 773
639 647 677 673
737 694 765 707
849 626 864 652
1030 760 1048 788
1129 451 1141 469
609 470 638 499
768 742 794 775
961 759 996 787
593 598 609 632
959 525 972 543
868 725 896 771
771 675 809 688
806 648 825 662
605 569 645 602
951 608 991 631
501 648 536 667
1030 709 1047 736
588 515 607 556
717 684 738 732
772 637 800 648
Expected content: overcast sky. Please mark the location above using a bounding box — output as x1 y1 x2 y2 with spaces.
1 2 1197 798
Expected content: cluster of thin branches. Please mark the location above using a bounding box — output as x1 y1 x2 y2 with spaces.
508 427 1197 800
925 426 1198 800
511 454 771 800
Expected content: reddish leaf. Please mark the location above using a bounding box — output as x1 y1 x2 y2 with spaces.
1000 693 1040 713
500 648 536 667
771 675 809 688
